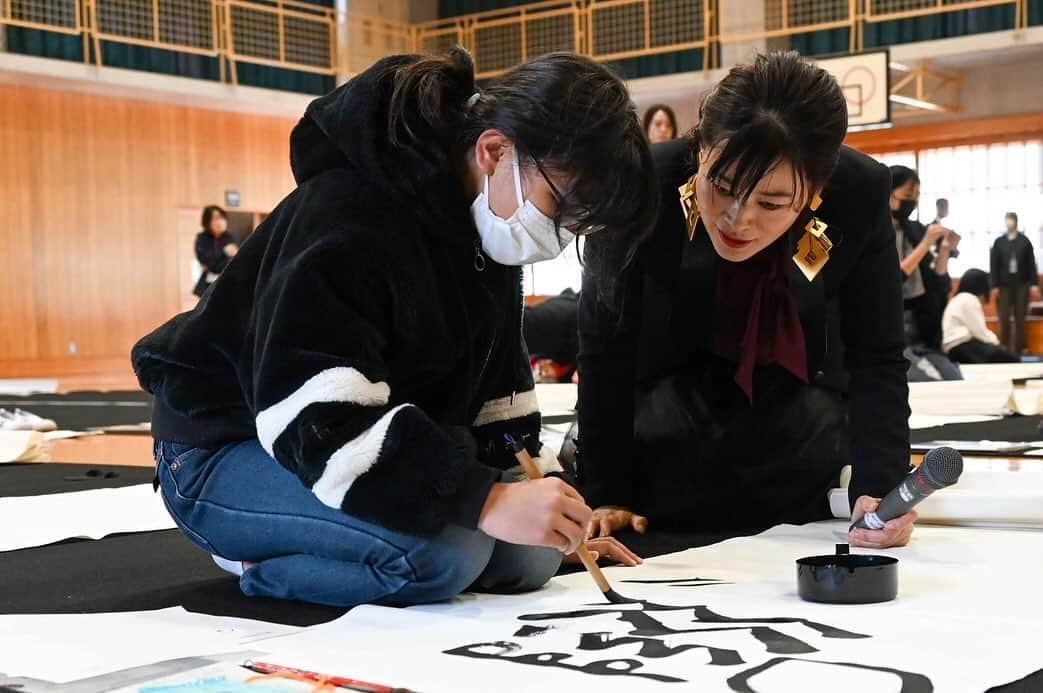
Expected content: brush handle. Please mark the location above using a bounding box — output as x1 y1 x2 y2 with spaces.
511 447 613 595
515 449 544 481
575 544 612 592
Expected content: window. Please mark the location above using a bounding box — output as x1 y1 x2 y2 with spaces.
869 142 1043 276
919 141 1043 276
524 239 584 296
874 150 917 170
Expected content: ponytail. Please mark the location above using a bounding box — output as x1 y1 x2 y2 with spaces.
388 46 476 156
382 48 656 311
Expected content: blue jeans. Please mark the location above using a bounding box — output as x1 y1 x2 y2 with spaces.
155 439 561 607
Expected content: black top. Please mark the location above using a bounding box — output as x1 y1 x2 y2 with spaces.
898 217 949 349
991 233 1038 288
133 55 543 538
578 139 910 514
523 289 580 365
193 230 239 297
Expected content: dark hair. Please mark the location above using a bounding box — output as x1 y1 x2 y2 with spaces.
388 47 656 305
1007 212 1019 225
889 165 920 191
642 104 678 140
692 51 847 209
201 205 227 232
936 198 948 207
958 269 991 299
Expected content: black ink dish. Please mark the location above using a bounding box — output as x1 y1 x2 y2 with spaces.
796 544 898 604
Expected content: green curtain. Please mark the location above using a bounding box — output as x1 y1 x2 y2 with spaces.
5 0 334 95
863 6 1015 47
5 30 332 94
439 0 527 16
789 29 850 57
605 48 707 80
5 27 84 61
236 64 333 95
1030 0 1043 25
790 7 1019 56
100 43 221 82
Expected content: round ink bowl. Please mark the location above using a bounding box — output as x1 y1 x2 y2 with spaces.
796 544 898 604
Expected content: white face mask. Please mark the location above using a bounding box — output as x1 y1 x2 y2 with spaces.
471 153 574 266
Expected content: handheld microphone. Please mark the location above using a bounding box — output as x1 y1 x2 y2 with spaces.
851 446 963 530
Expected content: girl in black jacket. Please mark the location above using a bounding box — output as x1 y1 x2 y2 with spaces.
133 49 654 607
579 52 916 550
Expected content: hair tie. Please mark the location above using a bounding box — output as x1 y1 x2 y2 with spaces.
466 92 481 109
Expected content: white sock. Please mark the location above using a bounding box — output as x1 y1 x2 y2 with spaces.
211 554 246 577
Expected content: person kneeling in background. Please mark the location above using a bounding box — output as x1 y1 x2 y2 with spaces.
942 269 1018 364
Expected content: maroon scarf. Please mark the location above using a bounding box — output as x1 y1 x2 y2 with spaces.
710 217 809 401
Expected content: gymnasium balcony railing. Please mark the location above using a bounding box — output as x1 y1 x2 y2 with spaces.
0 0 1033 92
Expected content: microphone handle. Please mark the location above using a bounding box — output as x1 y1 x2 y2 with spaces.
850 474 933 530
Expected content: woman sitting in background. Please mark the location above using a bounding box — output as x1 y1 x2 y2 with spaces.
942 269 1018 364
643 104 677 144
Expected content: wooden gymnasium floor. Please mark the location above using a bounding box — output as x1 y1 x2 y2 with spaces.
24 368 1043 470
43 371 155 468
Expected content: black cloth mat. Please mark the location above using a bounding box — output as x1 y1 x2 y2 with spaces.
0 529 345 627
910 414 1043 445
0 463 154 497
0 458 1038 692
0 523 744 627
0 390 152 430
0 458 760 626
1 528 1037 693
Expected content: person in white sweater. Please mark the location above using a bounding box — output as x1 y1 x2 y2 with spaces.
943 269 1019 363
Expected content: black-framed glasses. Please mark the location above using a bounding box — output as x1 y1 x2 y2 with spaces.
528 156 605 236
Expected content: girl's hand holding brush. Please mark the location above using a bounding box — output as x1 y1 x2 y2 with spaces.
478 478 591 554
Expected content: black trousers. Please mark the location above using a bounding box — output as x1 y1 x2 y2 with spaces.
949 338 1019 364
628 356 846 530
997 283 1030 353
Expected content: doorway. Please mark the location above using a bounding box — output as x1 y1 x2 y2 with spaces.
176 208 269 312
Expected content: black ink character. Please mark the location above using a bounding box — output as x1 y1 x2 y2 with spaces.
621 577 732 588
519 600 869 655
443 641 685 683
726 657 933 693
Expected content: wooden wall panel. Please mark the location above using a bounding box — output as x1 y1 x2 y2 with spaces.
0 83 297 377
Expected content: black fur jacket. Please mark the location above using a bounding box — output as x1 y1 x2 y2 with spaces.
133 55 552 538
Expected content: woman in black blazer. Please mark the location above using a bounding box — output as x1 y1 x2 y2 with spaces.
578 52 916 549
193 205 239 297
991 212 1038 353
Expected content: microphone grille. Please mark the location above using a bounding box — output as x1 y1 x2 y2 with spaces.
923 446 964 487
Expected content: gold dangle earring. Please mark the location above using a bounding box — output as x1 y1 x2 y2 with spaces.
678 174 700 242
793 193 832 281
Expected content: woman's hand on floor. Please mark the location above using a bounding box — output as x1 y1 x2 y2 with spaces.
848 495 917 549
587 506 649 539
564 536 642 567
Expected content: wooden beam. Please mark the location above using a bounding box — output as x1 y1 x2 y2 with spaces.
846 112 1043 153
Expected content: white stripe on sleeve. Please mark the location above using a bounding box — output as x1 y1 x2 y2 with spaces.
310 404 411 509
255 367 390 457
472 390 539 428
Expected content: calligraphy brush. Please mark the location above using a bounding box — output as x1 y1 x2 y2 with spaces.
504 434 638 605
